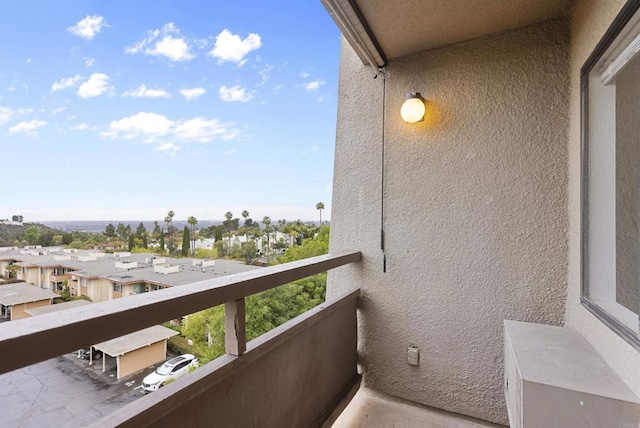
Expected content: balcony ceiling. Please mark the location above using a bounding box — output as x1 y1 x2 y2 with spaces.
344 0 571 62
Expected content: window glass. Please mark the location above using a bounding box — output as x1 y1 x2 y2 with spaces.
583 0 640 347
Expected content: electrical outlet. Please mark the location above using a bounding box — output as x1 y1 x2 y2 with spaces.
407 345 419 366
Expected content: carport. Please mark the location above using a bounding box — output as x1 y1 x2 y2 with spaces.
25 299 92 316
0 282 58 320
92 325 179 379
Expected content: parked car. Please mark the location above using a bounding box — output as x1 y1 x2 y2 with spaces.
79 348 103 360
142 354 199 393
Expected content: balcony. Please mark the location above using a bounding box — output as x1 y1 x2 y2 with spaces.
0 252 363 427
50 274 71 282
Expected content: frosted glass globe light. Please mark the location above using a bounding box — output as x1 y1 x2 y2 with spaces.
400 93 426 124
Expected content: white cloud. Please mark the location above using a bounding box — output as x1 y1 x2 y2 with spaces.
209 29 261 64
122 84 171 98
303 79 325 92
67 15 107 40
218 85 253 102
0 106 33 125
77 73 113 98
174 117 238 142
6 86 17 92
52 75 82 92
179 87 206 100
102 112 173 142
224 149 237 155
101 112 238 149
126 23 194 62
300 71 310 78
257 64 273 86
155 142 180 154
85 58 95 67
8 119 47 136
51 107 67 115
26 58 32 64
70 123 90 130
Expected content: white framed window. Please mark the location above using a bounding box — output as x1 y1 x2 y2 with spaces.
582 0 640 349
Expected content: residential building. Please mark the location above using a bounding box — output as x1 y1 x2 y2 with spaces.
0 247 259 302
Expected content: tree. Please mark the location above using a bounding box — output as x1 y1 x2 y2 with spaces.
105 223 116 238
164 211 175 254
214 225 225 242
241 210 250 247
142 233 148 249
262 216 272 260
136 222 147 238
152 221 162 241
316 202 325 226
181 226 191 256
116 222 127 240
187 216 198 256
24 225 40 245
6 263 20 279
11 215 23 223
61 233 73 245
181 228 332 361
128 234 135 251
224 211 233 250
160 230 165 252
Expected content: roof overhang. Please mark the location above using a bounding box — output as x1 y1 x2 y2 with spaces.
320 0 386 68
93 325 178 356
321 0 571 66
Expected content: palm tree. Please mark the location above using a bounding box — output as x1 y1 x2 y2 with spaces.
262 216 272 260
316 202 325 226
241 210 250 247
187 216 198 256
164 210 175 253
225 211 233 251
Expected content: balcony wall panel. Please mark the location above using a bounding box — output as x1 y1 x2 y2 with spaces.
329 17 571 426
96 290 359 428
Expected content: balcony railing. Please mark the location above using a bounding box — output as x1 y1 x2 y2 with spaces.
0 251 362 427
50 273 71 282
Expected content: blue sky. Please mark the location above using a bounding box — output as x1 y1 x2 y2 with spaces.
0 0 341 222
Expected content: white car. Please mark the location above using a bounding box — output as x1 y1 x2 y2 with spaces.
142 354 199 392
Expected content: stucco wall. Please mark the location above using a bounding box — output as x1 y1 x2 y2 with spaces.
118 340 166 379
11 299 50 320
565 0 640 396
328 19 570 425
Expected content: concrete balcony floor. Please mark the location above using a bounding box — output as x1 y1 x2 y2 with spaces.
333 389 505 428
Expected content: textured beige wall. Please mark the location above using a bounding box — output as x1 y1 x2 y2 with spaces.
328 19 570 425
118 340 165 379
12 299 50 320
566 0 640 396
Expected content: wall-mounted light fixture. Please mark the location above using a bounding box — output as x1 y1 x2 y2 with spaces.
400 92 426 124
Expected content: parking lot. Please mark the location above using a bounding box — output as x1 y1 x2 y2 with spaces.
0 352 153 427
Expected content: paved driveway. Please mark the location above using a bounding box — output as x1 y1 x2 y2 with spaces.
0 354 147 427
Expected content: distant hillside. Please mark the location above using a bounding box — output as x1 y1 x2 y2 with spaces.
0 223 65 247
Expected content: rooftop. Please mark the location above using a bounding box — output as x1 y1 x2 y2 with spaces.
0 282 58 305
1 247 261 287
93 325 179 356
25 299 92 316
